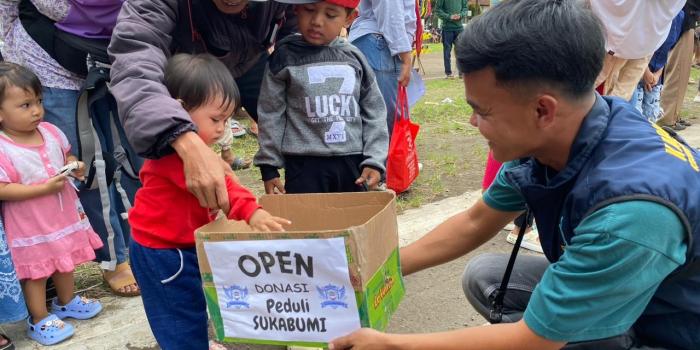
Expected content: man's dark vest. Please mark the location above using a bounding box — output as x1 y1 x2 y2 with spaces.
505 95 700 349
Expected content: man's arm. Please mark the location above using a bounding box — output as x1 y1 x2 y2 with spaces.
108 0 194 159
401 198 519 275
331 320 564 350
109 0 234 210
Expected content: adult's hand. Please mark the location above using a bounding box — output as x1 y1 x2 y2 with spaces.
398 51 413 87
172 132 230 211
330 328 396 350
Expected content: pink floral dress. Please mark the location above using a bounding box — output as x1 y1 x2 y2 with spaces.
0 122 102 280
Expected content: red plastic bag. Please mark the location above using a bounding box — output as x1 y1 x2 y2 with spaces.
386 85 420 193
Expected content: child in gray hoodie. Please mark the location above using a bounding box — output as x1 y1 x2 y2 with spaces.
254 0 389 194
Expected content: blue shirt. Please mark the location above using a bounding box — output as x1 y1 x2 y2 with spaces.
348 0 416 56
483 162 687 342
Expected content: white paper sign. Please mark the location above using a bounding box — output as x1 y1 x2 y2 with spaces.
203 237 361 343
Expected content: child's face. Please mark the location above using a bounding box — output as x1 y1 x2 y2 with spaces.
295 2 352 46
0 86 43 135
189 95 236 146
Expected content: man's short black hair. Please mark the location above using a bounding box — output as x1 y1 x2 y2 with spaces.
456 0 605 98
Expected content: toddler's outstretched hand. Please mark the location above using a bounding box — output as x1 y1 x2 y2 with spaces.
248 209 291 232
355 167 381 190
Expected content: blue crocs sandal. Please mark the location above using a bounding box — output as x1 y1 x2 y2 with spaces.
51 295 103 320
26 314 74 346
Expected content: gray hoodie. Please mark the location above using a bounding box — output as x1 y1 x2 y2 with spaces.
254 35 388 181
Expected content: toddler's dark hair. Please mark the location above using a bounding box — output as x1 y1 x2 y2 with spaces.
0 62 42 106
164 53 240 114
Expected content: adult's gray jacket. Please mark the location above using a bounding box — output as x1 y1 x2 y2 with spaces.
108 0 296 158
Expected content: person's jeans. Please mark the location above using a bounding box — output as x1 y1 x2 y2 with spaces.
463 253 667 349
442 29 462 76
0 216 28 323
41 86 141 267
631 83 663 123
129 241 208 350
352 34 402 135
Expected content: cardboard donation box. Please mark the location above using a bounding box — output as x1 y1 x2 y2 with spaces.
195 191 404 347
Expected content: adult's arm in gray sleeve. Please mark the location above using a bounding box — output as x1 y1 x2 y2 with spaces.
108 0 195 159
253 65 287 181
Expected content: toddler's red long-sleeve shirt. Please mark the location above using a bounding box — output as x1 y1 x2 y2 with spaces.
129 154 261 248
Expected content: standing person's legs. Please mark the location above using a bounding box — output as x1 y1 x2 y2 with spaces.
594 54 623 91
442 30 457 77
660 29 695 127
352 34 402 136
235 53 270 122
41 87 137 296
608 56 651 101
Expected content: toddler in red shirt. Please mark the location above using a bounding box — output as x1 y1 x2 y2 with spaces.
127 53 290 349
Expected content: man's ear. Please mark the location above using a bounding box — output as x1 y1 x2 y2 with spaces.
535 94 558 128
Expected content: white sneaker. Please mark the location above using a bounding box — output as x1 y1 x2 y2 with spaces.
230 120 247 137
504 222 516 231
418 162 424 172
694 94 700 103
506 226 543 253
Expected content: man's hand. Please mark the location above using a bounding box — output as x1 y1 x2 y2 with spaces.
264 177 285 194
642 68 656 92
172 132 229 211
248 209 291 232
71 161 86 181
398 52 412 87
450 14 461 20
330 328 396 350
355 167 381 190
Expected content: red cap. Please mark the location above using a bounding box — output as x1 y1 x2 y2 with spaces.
279 0 359 9
324 0 359 8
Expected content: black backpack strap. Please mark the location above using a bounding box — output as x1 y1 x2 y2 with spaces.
489 209 532 323
18 0 110 76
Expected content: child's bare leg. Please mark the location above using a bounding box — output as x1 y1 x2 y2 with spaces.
22 278 48 323
52 271 75 306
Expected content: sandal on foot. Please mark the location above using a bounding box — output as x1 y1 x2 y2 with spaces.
231 157 252 170
0 333 14 350
51 295 102 320
26 314 74 346
103 262 140 297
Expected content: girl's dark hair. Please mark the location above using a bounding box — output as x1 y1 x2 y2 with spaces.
0 62 42 106
164 53 240 113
